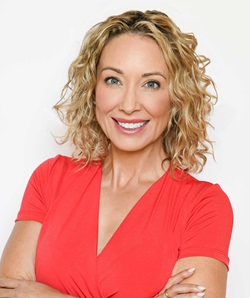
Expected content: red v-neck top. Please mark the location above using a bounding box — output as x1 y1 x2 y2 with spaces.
16 155 233 298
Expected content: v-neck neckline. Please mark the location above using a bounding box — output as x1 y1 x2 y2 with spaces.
95 166 170 258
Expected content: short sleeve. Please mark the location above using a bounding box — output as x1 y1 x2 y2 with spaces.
16 156 58 223
178 184 233 269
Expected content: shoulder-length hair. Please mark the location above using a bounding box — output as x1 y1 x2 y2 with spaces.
54 10 217 173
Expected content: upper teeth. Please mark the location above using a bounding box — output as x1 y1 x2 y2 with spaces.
118 121 147 129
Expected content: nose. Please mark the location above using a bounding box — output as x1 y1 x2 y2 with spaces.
118 85 141 114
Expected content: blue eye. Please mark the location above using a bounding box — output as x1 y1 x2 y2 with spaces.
145 81 160 89
105 77 120 85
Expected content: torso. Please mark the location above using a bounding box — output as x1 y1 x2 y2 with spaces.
20 155 231 298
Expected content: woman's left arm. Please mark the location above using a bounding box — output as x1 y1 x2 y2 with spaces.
171 256 228 298
162 184 233 298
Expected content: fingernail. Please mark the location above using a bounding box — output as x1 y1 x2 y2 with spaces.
187 267 196 272
197 286 206 291
196 293 205 297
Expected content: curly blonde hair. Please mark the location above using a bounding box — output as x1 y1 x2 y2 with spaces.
54 10 217 173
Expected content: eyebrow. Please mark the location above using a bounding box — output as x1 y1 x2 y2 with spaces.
142 72 167 80
101 67 167 80
101 67 123 74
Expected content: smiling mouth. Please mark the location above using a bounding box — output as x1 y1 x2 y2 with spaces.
112 118 149 129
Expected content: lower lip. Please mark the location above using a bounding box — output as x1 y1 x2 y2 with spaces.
113 121 148 135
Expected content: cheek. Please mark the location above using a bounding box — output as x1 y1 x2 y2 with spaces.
148 96 171 119
95 85 116 113
95 105 108 137
95 88 116 133
95 91 107 120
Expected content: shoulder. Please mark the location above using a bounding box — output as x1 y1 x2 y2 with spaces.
169 168 233 216
37 154 82 172
36 154 100 175
31 155 101 189
171 170 234 268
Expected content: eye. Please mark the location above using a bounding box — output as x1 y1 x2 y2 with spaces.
105 77 120 86
144 80 160 89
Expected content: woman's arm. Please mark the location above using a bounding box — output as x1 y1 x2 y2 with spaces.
156 256 227 297
0 221 41 280
0 221 77 298
171 256 228 298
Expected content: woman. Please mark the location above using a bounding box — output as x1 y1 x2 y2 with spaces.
0 10 233 298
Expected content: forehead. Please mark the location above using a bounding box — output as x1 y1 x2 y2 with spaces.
98 33 168 73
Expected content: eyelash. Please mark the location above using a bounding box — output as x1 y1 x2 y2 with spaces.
104 77 160 89
105 77 120 85
144 80 160 89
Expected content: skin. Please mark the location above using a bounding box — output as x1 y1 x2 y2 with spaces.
0 33 228 297
95 33 171 255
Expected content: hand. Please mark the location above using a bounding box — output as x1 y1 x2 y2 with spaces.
0 278 76 298
154 268 206 297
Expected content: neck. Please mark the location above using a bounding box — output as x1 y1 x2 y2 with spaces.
102 142 169 189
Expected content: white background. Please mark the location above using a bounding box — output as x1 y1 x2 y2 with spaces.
0 0 249 297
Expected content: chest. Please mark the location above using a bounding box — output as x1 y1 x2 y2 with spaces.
35 169 182 297
97 184 153 255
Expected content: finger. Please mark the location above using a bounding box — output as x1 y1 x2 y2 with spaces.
0 278 17 289
164 284 206 297
164 268 196 289
158 292 205 298
158 268 196 295
0 287 13 297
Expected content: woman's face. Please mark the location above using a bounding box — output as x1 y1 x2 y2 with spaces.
95 33 171 154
